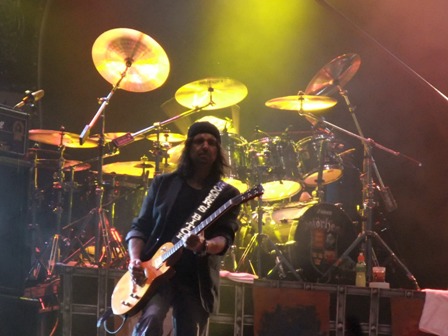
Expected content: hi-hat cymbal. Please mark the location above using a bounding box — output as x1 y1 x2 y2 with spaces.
146 133 186 143
265 93 337 112
27 147 60 157
92 28 170 92
36 159 91 172
89 132 144 143
175 77 248 110
29 129 97 148
305 53 361 96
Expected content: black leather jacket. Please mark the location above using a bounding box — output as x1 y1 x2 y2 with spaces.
126 172 240 313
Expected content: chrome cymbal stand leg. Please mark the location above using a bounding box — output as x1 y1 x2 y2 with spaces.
320 141 419 289
47 127 67 276
26 147 49 282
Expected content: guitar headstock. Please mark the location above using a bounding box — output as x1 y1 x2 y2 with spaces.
233 184 264 205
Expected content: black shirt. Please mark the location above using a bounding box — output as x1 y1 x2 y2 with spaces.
165 181 209 290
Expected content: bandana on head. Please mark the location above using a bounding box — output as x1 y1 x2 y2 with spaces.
187 121 221 143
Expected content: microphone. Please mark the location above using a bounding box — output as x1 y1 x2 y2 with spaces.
14 89 45 109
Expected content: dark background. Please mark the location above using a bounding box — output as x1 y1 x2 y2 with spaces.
1 0 447 323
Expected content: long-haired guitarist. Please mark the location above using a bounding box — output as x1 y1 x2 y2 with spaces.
126 121 241 336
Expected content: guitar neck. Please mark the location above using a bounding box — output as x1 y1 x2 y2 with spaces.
156 184 263 266
160 198 234 264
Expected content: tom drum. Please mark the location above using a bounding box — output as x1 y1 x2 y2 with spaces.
296 135 343 187
247 136 301 202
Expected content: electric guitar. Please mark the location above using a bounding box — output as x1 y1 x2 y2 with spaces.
111 184 263 316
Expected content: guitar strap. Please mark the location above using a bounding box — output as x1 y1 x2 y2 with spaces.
172 180 228 243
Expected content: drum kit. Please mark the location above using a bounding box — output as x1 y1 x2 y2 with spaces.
24 28 419 288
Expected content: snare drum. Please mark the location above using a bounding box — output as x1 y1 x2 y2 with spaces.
296 135 343 186
247 136 301 202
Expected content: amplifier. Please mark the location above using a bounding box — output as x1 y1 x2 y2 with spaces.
0 104 29 157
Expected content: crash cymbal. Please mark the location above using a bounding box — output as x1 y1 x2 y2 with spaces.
36 159 91 172
175 77 248 110
146 133 186 143
29 129 97 148
305 53 361 96
92 28 170 92
265 93 337 112
89 132 144 143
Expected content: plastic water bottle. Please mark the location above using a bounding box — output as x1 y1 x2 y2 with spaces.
355 252 367 287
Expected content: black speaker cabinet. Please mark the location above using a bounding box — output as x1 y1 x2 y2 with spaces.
0 156 30 294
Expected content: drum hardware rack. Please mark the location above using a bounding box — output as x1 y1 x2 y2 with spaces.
235 163 303 281
302 106 421 289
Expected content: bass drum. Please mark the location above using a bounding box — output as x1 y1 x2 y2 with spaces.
287 203 358 282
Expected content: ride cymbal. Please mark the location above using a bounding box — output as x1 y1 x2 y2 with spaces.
29 129 97 148
102 160 175 176
175 77 248 110
102 161 154 176
92 28 170 92
265 93 337 112
305 53 361 96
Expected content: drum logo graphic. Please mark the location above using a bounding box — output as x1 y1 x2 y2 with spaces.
305 213 341 269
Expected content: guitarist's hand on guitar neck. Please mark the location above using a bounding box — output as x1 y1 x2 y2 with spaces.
183 233 207 255
184 234 228 256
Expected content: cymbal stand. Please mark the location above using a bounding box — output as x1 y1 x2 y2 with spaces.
148 126 173 178
78 69 128 267
47 127 67 276
236 164 302 281
111 101 214 154
303 111 421 289
338 87 399 213
25 147 49 282
312 121 330 203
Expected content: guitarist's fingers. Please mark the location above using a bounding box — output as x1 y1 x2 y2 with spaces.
129 258 141 267
184 234 205 253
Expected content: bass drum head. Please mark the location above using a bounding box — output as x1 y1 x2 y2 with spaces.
287 203 358 283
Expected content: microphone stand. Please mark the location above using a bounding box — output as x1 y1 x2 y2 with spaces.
111 102 215 174
301 111 421 289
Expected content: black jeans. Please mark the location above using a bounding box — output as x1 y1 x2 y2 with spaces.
133 280 209 336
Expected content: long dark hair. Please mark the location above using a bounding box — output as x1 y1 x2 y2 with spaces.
176 137 228 184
